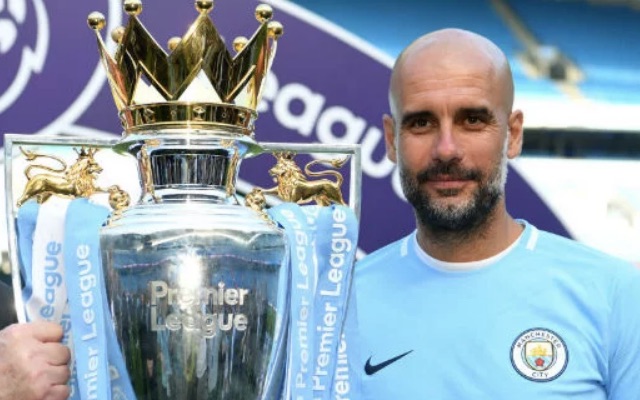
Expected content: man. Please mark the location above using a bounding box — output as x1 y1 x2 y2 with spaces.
0 281 70 400
354 29 640 399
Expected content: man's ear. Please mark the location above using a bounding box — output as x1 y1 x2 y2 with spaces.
507 110 524 159
383 114 398 163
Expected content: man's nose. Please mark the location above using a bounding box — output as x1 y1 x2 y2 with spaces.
432 125 462 162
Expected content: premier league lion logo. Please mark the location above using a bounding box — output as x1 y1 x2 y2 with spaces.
0 0 48 117
0 0 27 56
0 1 122 141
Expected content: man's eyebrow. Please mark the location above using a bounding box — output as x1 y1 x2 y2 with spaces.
400 111 435 127
455 107 493 119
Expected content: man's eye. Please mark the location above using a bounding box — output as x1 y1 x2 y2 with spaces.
412 118 428 127
463 114 489 129
467 116 481 124
408 117 431 129
401 114 436 132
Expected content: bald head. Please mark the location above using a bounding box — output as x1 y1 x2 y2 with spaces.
389 29 514 119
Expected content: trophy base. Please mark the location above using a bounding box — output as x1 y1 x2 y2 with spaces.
101 203 289 400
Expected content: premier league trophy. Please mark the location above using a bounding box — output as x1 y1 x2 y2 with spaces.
6 1 362 399
90 1 289 398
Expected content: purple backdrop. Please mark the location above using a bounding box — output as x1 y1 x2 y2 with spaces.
0 0 569 254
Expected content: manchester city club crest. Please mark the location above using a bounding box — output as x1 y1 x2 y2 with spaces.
511 328 569 382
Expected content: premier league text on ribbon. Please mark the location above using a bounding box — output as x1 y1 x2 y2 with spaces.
313 208 353 393
149 281 251 337
333 337 351 399
40 241 63 319
76 245 100 341
74 243 104 398
276 206 316 394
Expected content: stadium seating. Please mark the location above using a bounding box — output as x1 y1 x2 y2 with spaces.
507 0 640 103
291 0 640 104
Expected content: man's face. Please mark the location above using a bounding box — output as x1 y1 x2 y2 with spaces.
384 48 522 232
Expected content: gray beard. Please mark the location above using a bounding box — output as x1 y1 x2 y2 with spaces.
400 155 507 240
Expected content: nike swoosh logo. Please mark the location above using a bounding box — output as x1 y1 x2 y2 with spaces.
364 350 413 375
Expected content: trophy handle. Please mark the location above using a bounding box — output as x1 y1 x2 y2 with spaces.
3 134 136 322
249 142 362 219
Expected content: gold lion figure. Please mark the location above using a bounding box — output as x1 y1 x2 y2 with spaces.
244 187 272 222
245 187 267 212
261 152 348 206
16 147 104 207
107 185 131 212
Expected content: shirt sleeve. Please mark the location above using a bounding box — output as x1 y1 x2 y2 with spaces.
607 265 640 400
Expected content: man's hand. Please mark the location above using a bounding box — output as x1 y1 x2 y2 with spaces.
0 321 71 400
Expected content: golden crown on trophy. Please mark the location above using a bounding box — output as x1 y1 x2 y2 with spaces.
87 0 283 135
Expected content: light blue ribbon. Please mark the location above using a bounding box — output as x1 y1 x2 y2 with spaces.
329 285 363 399
16 200 81 400
269 204 360 400
269 204 318 400
63 198 136 400
312 206 358 400
64 199 111 400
